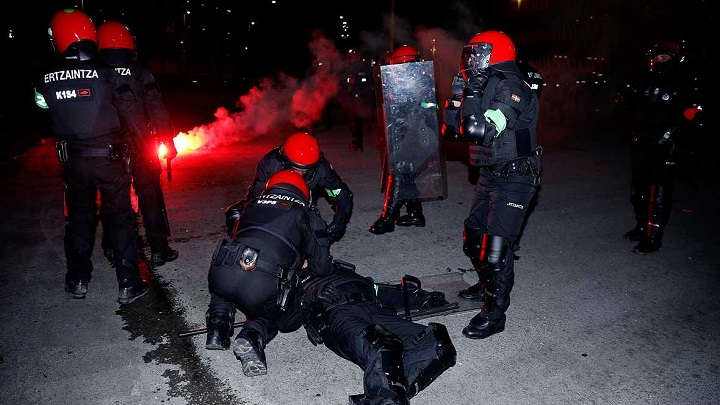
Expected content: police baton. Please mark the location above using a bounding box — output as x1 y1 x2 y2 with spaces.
177 320 247 338
166 156 172 182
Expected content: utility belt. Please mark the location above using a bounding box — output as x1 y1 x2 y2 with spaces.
211 235 300 311
56 140 131 169
482 147 542 183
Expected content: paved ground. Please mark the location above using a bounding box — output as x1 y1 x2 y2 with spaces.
1 107 719 405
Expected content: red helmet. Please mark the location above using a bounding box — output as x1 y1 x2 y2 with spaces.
97 21 136 51
265 170 310 200
389 45 421 64
461 31 516 80
280 132 320 169
49 8 96 55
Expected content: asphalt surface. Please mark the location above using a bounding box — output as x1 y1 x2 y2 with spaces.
1 112 719 405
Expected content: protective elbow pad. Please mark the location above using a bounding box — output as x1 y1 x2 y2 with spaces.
460 114 488 144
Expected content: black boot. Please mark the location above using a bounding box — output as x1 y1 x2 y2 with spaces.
462 313 506 339
369 177 402 235
151 246 179 267
205 311 235 350
396 199 425 227
117 279 149 304
232 329 267 377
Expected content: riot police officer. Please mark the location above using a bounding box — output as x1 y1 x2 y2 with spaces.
369 45 443 234
34 9 148 304
225 132 353 244
336 50 376 152
442 31 542 339
205 170 333 365
96 21 179 267
619 41 704 254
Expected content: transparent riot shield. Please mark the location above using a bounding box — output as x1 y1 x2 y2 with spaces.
374 61 447 200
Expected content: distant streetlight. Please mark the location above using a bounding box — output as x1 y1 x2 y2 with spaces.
248 21 255 34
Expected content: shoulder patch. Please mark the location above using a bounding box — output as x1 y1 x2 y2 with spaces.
511 94 521 103
325 188 341 198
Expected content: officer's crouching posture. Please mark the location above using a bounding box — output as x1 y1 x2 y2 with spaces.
204 170 332 368
204 170 455 404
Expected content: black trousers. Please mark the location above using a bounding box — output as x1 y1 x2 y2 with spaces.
321 301 443 397
62 157 140 286
101 154 170 252
465 168 538 317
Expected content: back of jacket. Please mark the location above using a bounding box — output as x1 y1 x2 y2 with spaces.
110 63 174 151
36 58 133 147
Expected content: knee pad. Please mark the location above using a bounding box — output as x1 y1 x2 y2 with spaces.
363 324 407 394
483 235 509 271
406 323 456 398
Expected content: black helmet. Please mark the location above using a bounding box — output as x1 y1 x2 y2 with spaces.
646 41 680 75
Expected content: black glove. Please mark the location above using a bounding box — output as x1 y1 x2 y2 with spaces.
442 97 461 141
450 73 465 102
326 221 345 244
318 284 343 305
163 139 178 161
225 204 243 236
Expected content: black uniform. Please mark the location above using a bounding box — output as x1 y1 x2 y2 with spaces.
205 183 333 361
99 48 178 264
299 270 457 404
443 60 542 339
229 147 353 243
336 57 376 152
618 43 704 254
35 41 148 301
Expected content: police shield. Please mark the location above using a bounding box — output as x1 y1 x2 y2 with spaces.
374 60 446 200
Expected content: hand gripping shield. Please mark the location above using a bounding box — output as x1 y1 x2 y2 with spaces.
374 61 447 200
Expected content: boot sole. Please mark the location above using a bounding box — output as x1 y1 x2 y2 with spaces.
462 324 505 339
233 338 267 377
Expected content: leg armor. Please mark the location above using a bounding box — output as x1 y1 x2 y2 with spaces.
359 324 409 405
463 235 512 339
482 235 513 316
458 224 485 300
624 183 648 241
633 183 673 254
406 323 457 399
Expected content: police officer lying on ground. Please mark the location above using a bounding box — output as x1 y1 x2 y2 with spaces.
205 170 456 405
225 132 353 244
